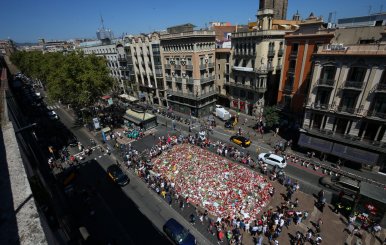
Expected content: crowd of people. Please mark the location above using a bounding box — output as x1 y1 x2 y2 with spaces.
115 133 331 244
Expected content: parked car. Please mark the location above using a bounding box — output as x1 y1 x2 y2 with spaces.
48 110 59 120
163 218 196 245
225 116 238 129
230 135 251 147
258 153 287 168
107 164 129 186
319 176 360 198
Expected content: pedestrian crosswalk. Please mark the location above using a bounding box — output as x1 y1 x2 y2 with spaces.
47 104 60 110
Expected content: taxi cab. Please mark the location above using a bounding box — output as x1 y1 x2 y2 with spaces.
230 135 251 147
107 164 129 186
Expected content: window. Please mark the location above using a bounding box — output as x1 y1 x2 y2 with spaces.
320 66 336 81
348 67 366 83
292 43 299 54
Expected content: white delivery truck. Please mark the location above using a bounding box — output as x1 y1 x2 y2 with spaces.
215 107 231 121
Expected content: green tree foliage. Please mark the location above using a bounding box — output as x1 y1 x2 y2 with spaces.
263 106 279 128
10 51 113 109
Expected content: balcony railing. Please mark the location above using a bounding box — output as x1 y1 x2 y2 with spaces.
375 83 386 93
168 90 217 100
175 77 183 83
165 64 171 69
224 81 266 93
278 49 284 56
208 63 214 69
342 81 364 90
199 64 206 70
316 79 335 87
267 65 274 71
284 85 293 93
174 64 181 70
200 75 215 83
165 76 172 82
287 68 295 74
187 78 194 84
336 106 356 114
367 111 386 119
119 66 129 71
290 50 298 56
118 56 127 62
268 50 275 57
185 64 193 70
306 103 334 111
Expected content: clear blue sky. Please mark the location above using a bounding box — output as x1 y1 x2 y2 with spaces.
1 0 385 43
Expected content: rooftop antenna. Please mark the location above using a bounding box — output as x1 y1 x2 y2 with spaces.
100 15 105 29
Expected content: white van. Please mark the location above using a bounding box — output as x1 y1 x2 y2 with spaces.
215 107 231 121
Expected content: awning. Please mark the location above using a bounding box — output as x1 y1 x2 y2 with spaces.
119 94 138 102
101 95 111 100
360 182 386 204
123 109 156 125
102 127 111 133
298 134 333 153
331 143 379 166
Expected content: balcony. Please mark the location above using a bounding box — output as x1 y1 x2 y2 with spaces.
276 65 282 70
283 85 293 93
336 106 366 116
185 64 193 70
200 75 215 84
316 79 335 87
224 81 266 93
342 81 364 90
306 103 334 111
267 65 274 72
175 77 183 83
287 68 295 74
232 66 254 72
374 83 386 93
208 63 214 69
119 66 129 71
267 49 275 57
118 56 127 62
367 110 386 119
168 90 217 100
187 78 194 84
290 50 298 57
278 48 284 56
199 64 206 70
175 64 181 70
165 76 172 82
165 64 171 69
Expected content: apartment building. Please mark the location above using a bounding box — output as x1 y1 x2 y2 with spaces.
160 24 217 117
277 14 334 118
123 33 165 106
215 48 231 106
227 1 298 116
79 40 127 93
300 30 386 171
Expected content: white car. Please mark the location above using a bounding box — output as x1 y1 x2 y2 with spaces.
48 110 59 120
258 153 287 168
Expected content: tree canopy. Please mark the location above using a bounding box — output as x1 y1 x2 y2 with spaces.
263 105 279 128
11 51 114 109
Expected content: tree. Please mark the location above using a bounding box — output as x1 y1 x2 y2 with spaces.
11 50 114 110
263 106 279 128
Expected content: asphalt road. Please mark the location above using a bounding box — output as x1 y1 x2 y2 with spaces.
55 106 214 244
